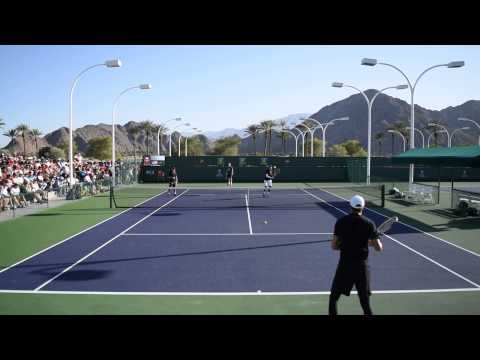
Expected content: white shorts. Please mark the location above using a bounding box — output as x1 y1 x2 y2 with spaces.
264 179 272 187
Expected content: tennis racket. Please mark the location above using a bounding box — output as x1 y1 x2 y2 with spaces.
376 216 398 236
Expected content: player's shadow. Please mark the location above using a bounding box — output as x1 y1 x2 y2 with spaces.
151 212 181 216
29 268 112 281
26 213 64 217
55 269 112 281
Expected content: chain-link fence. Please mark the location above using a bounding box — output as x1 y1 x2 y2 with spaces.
114 159 140 186
61 159 141 200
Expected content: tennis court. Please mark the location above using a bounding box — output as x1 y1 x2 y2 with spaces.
1 184 479 297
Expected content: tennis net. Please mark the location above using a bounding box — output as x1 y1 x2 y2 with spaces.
109 183 385 209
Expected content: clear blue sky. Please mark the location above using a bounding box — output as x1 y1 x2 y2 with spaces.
1 45 479 147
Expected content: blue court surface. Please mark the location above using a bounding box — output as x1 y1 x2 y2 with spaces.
1 187 480 295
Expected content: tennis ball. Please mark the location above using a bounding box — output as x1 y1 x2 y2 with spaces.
257 290 262 293
264 220 268 224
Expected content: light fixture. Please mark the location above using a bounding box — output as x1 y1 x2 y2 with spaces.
361 58 377 66
105 59 122 68
447 61 465 68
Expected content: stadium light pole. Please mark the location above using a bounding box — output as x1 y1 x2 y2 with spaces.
450 127 470 147
158 117 182 156
169 122 190 156
387 130 406 152
427 130 448 148
332 82 408 184
428 123 451 147
178 134 182 157
68 59 122 186
178 125 193 156
405 126 425 148
281 128 300 157
111 84 151 187
304 117 350 158
458 117 480 145
295 123 313 157
289 126 305 157
361 58 465 184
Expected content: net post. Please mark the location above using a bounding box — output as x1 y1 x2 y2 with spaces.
109 181 113 209
436 165 441 205
11 195 16 218
381 184 385 208
450 169 454 209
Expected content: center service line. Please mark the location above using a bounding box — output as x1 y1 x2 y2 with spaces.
245 194 253 235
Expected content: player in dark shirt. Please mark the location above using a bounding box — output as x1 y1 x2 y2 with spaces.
167 166 178 196
226 163 234 189
263 166 274 197
329 195 383 316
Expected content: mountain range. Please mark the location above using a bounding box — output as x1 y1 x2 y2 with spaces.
240 92 480 155
2 92 479 156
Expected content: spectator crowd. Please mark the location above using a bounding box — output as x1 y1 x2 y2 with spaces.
0 153 115 212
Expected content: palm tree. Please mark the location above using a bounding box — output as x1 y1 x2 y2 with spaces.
157 124 168 154
426 119 446 147
138 120 155 155
127 125 142 162
259 121 269 155
374 132 384 156
15 124 30 157
30 128 42 155
244 124 259 155
3 129 18 148
259 120 275 155
277 119 288 155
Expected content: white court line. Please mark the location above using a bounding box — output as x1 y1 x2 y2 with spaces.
33 189 189 292
122 232 333 236
1 288 480 296
245 194 253 235
0 190 168 275
318 187 480 259
184 194 217 196
302 189 480 288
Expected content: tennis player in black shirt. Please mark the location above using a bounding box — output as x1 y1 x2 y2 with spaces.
167 166 178 196
263 166 274 197
226 163 234 189
329 195 383 315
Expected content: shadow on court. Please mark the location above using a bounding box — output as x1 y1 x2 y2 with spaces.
432 217 480 230
30 269 113 282
26 211 117 217
14 239 332 276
